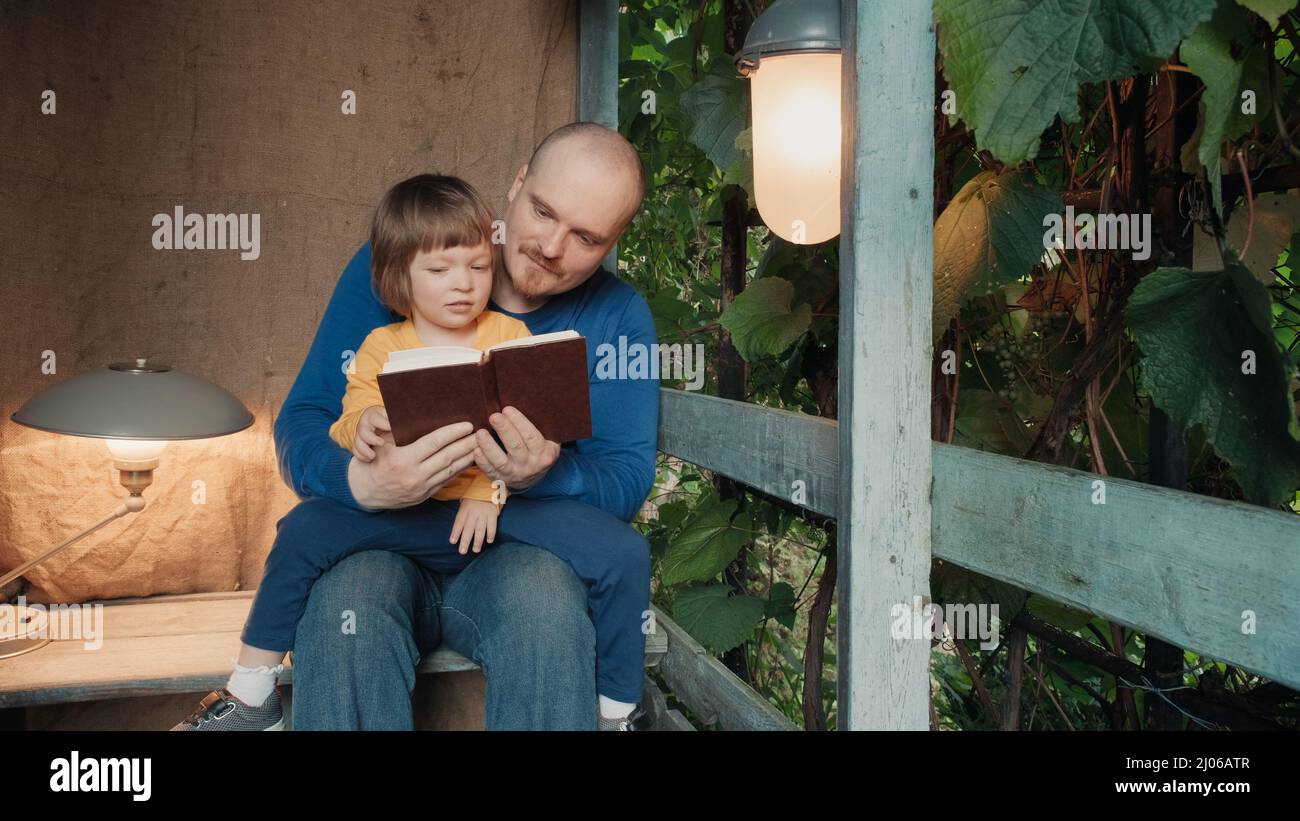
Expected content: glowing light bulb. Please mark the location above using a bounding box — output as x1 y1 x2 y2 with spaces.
105 439 168 461
750 52 842 245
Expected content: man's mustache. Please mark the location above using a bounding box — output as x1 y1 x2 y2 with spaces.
521 246 563 277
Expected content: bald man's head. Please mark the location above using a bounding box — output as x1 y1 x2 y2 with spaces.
525 122 645 232
495 122 647 311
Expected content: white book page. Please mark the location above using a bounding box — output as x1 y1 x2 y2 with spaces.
488 329 580 352
381 346 481 374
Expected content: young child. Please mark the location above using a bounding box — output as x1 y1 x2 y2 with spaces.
173 174 653 731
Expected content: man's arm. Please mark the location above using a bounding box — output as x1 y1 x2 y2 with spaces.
275 243 396 511
517 291 659 523
328 328 391 453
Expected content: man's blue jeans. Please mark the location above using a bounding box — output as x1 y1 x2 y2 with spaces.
244 491 651 724
288 542 598 730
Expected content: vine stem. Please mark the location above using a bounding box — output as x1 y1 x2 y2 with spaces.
954 638 1000 723
946 324 962 445
1030 651 1077 730
1269 32 1300 161
1236 148 1255 258
1098 403 1138 477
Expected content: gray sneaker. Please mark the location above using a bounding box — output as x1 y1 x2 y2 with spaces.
597 693 656 731
170 687 284 731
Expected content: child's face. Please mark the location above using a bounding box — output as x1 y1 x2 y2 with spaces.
407 242 493 331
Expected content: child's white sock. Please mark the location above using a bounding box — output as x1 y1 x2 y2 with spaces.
598 694 636 719
226 660 284 707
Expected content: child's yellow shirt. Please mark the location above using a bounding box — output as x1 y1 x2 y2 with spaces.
329 311 533 507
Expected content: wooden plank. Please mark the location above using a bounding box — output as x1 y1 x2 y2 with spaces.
644 618 668 669
96 596 253 638
656 395 1300 688
644 677 670 729
658 389 838 517
0 592 473 708
931 445 1300 691
578 0 620 273
652 604 796 731
644 623 668 655
0 633 478 710
646 673 695 731
1 633 274 708
91 590 259 606
834 0 935 730
577 0 617 127
659 709 696 731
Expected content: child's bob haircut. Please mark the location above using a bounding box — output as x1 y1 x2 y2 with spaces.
370 173 500 318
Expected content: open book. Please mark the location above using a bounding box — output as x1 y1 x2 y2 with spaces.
376 330 592 446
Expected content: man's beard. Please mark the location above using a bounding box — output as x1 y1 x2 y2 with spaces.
513 248 563 299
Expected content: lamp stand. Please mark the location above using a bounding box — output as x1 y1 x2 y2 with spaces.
0 460 155 660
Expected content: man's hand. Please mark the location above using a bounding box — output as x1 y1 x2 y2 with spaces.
347 421 479 510
472 406 560 492
449 498 498 555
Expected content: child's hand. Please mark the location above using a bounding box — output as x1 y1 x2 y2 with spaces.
450 498 499 555
352 405 392 462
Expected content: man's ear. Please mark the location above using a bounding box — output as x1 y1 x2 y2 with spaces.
506 165 528 201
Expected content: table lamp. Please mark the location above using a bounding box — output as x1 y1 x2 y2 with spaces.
1 358 253 659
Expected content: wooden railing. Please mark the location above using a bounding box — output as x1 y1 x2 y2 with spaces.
657 388 1300 692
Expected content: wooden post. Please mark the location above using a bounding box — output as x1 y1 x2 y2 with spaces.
578 0 620 272
836 1 935 729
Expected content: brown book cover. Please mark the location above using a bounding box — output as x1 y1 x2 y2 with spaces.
376 334 592 447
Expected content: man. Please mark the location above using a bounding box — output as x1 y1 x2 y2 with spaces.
275 122 657 729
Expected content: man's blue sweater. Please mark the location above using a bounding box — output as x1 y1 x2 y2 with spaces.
274 243 659 523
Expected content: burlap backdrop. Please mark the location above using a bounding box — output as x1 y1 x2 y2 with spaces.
0 0 578 603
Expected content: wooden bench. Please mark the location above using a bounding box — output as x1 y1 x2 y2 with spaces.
0 588 792 730
0 591 468 706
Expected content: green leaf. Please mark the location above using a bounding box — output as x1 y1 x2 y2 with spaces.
722 130 755 203
660 498 750 585
764 582 797 629
756 237 837 310
934 0 1216 164
678 59 749 171
673 584 767 653
1181 1 1273 174
655 498 691 531
733 126 752 155
619 59 658 80
633 21 668 52
952 388 1035 455
1126 254 1300 506
692 264 722 301
1191 193 1300 285
663 29 697 65
933 171 1062 343
775 637 803 671
1235 0 1297 26
700 7 725 54
718 277 811 362
647 289 695 336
